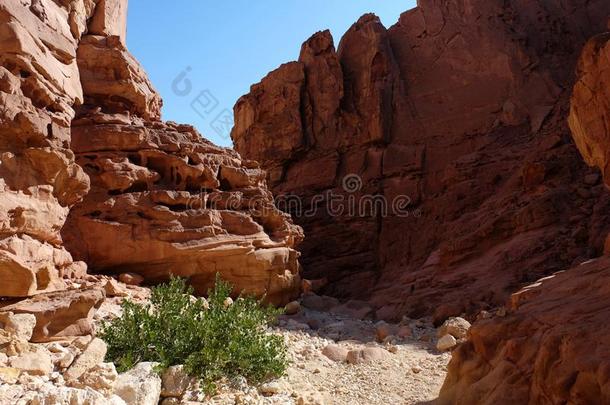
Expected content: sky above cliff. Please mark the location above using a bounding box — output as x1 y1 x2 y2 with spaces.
127 0 416 147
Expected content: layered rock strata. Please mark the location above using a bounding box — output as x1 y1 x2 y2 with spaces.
0 0 93 297
0 0 302 321
60 4 302 304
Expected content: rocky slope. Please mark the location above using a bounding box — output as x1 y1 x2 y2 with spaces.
232 0 610 322
0 284 453 405
439 257 610 404
0 0 303 312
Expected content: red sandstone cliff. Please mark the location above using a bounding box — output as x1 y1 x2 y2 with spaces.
438 26 610 405
62 18 303 305
232 0 610 322
0 0 302 326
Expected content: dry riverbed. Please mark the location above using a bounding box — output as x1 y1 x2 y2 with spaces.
207 300 451 405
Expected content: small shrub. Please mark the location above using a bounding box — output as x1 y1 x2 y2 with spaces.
100 276 287 393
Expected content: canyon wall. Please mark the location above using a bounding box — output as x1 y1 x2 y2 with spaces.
232 0 610 321
62 20 303 304
0 0 93 298
439 32 610 403
569 31 610 188
0 0 302 316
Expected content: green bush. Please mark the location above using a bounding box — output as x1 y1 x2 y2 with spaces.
100 276 287 393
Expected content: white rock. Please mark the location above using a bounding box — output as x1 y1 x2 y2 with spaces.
113 362 162 405
259 381 282 396
437 334 458 352
55 350 76 369
64 338 107 381
70 362 118 395
48 343 76 369
0 312 37 342
9 346 53 376
22 381 127 405
47 342 68 353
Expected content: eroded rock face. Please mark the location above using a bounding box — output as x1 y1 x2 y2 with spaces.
439 257 610 404
0 287 105 343
439 28 610 404
59 2 302 305
0 0 93 297
1 0 302 307
569 32 610 185
64 117 303 304
232 0 610 320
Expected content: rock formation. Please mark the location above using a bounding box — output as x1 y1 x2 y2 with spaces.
232 0 610 321
439 257 610 404
569 31 610 187
438 29 610 405
59 3 303 304
64 114 303 303
0 0 92 298
0 0 302 348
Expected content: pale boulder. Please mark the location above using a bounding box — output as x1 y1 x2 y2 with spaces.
0 312 36 342
114 362 162 405
436 334 458 352
321 344 348 362
69 362 118 395
346 347 389 365
64 338 108 381
9 346 53 376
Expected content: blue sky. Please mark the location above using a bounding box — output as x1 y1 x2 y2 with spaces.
127 1 416 146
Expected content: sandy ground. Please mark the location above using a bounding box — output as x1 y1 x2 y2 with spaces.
205 304 451 405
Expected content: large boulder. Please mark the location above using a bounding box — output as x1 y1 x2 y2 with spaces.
439 257 610 404
232 0 610 320
569 32 610 186
0 287 105 342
